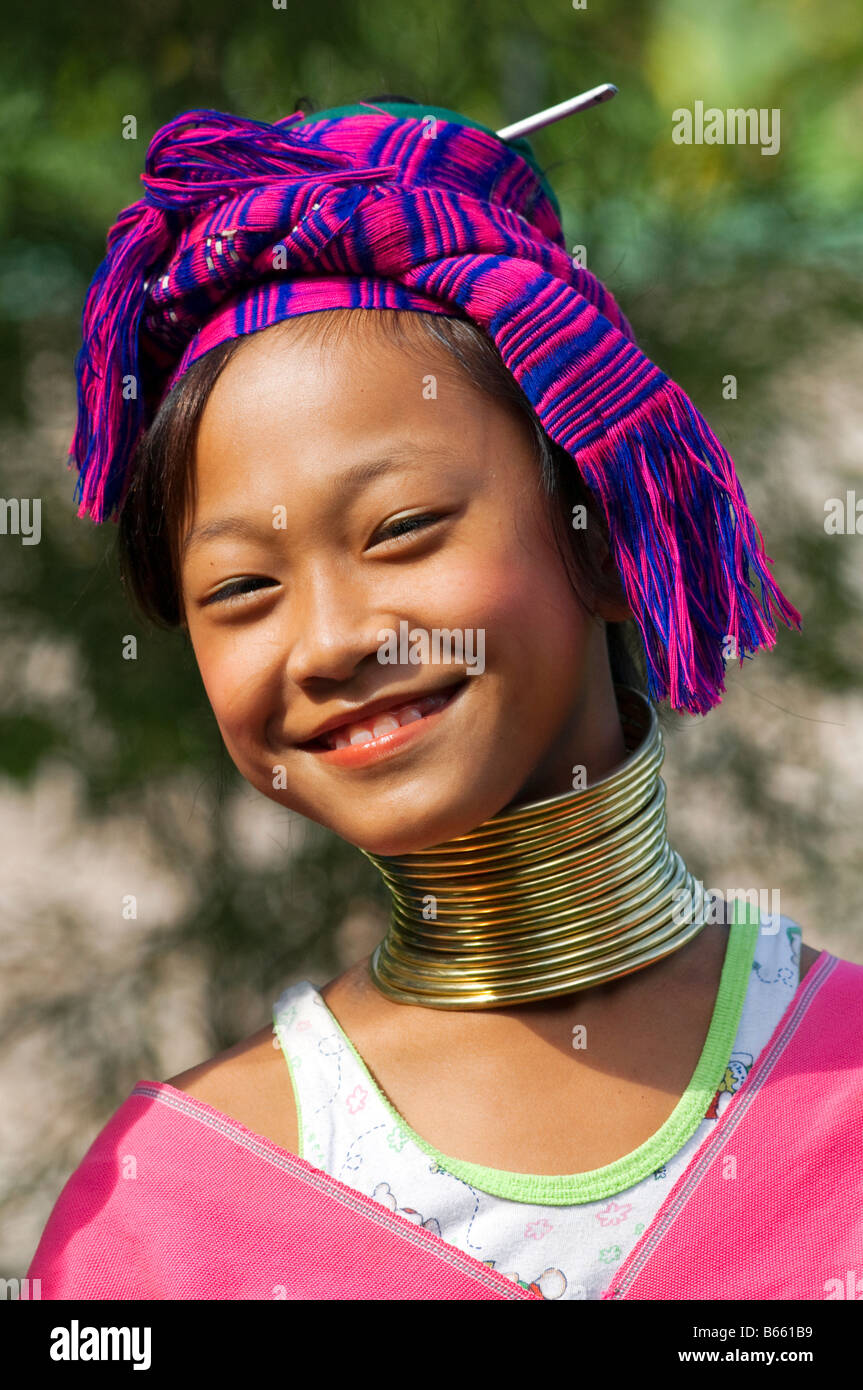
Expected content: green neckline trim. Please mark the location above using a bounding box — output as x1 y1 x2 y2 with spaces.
299 902 760 1206
293 100 561 219
272 1009 306 1163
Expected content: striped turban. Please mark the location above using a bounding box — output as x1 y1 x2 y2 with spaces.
68 99 801 714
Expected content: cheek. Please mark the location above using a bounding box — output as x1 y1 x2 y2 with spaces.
423 531 589 660
192 629 275 751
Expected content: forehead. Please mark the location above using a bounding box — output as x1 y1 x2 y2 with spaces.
204 309 469 400
191 313 515 503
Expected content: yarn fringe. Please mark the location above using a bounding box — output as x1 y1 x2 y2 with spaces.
68 108 397 522
573 379 803 715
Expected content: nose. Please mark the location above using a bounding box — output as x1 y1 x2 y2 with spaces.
282 564 400 686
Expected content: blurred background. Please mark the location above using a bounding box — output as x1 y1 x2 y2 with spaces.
1 0 861 1275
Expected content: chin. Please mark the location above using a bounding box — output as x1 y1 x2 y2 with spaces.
346 791 512 858
344 817 449 858
354 832 448 857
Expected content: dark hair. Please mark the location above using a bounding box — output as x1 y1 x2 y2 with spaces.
117 306 647 696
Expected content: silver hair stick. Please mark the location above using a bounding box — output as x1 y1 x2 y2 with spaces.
496 83 617 141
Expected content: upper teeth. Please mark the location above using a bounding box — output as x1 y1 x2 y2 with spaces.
323 693 448 749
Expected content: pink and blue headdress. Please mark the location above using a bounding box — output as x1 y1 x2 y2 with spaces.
67 96 802 715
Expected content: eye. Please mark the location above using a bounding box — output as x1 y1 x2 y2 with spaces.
204 577 278 607
374 513 441 546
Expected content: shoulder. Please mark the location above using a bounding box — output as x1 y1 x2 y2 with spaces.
799 941 820 981
164 963 376 1155
771 913 820 984
166 1021 299 1156
161 940 825 1153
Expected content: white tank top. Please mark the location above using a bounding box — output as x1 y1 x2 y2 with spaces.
273 913 802 1300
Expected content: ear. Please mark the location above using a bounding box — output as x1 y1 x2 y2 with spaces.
592 537 634 624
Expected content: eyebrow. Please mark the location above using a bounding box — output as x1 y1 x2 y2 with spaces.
181 448 456 560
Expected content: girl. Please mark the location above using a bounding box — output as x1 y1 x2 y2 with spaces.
27 96 863 1301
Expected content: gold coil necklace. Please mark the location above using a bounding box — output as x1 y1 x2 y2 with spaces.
362 685 708 1009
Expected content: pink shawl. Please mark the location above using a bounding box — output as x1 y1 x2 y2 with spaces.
27 950 863 1299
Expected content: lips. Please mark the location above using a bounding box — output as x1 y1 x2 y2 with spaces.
301 678 467 751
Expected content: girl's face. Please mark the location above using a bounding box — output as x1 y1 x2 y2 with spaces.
180 314 629 855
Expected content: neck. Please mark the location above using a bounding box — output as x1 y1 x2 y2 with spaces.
361 686 708 1009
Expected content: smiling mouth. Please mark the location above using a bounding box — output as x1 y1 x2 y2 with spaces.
300 677 470 752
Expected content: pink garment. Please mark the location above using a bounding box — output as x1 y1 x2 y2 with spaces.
27 951 863 1300
606 949 863 1299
